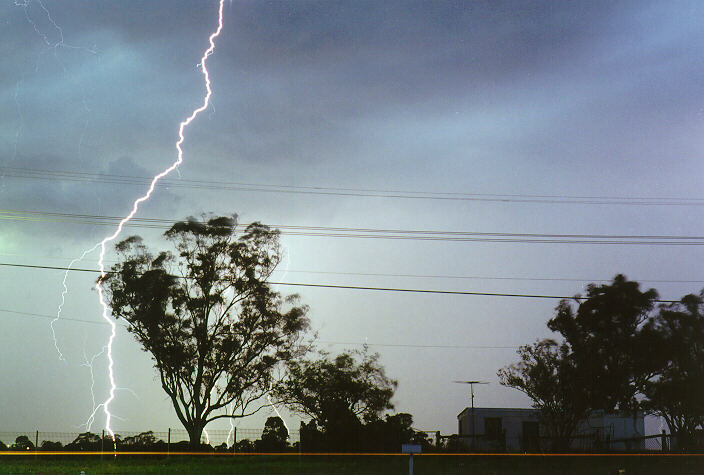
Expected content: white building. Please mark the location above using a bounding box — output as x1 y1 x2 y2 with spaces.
457 407 644 452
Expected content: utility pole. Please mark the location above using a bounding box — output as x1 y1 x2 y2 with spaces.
454 380 489 449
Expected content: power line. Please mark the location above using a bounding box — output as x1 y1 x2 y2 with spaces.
320 341 518 350
1 251 702 284
4 166 704 206
282 270 704 285
0 308 518 350
0 261 681 303
4 209 704 245
0 308 108 326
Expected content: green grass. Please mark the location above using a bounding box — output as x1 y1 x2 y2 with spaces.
0 454 702 474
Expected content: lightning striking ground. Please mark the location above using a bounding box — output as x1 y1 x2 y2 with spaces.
85 0 225 441
227 403 236 447
267 392 290 434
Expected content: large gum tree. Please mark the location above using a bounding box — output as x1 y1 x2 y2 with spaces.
102 214 309 448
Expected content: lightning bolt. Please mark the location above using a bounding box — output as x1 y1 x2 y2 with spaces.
14 0 96 55
14 0 99 362
81 345 106 431
227 403 236 447
92 0 225 443
53 244 101 361
267 392 290 434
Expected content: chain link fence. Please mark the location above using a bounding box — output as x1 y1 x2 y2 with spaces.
0 428 300 453
438 432 686 453
0 429 693 453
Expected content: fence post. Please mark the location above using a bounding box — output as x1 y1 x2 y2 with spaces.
661 430 667 453
35 430 38 452
233 427 236 454
101 429 105 459
168 428 171 456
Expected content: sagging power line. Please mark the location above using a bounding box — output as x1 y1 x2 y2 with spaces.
0 308 517 350
3 208 704 245
0 261 681 303
4 165 704 206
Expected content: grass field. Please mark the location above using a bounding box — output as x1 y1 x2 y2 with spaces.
0 454 703 474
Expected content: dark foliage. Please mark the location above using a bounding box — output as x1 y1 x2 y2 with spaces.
642 292 704 450
498 339 587 450
101 214 310 447
235 439 255 452
547 274 659 413
274 346 396 451
40 440 63 451
11 435 34 451
257 416 288 452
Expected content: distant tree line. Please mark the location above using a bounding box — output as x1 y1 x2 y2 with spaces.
499 275 704 451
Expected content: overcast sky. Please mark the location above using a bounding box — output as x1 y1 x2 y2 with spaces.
1 0 703 440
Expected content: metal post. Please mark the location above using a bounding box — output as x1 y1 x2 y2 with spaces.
168 428 171 455
233 427 236 453
35 430 38 452
453 381 488 451
471 385 475 449
661 430 667 453
409 453 414 475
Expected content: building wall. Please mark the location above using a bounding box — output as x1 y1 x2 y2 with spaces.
457 407 645 452
457 408 539 451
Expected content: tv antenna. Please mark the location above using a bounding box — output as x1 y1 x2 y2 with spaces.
453 380 489 410
454 380 489 446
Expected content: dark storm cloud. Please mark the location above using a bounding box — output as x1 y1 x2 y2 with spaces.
5 0 702 218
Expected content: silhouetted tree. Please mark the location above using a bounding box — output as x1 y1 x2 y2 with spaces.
121 431 165 451
547 275 659 413
65 432 102 451
11 435 34 451
214 442 229 452
274 347 396 450
235 439 255 452
643 292 704 450
40 440 63 451
299 420 323 452
498 339 588 450
363 412 418 452
257 416 288 451
101 214 310 448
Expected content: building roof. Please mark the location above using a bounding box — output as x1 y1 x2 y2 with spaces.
457 407 537 419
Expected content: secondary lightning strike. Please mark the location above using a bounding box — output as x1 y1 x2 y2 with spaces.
15 0 96 55
15 0 98 361
227 403 236 447
93 0 225 442
267 393 290 434
53 243 101 361
81 346 105 431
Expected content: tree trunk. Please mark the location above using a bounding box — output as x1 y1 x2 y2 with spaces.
188 422 204 451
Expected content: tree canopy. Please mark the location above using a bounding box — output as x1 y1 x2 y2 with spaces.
501 275 704 451
547 274 659 412
642 292 704 449
274 347 396 450
102 214 310 447
498 339 588 450
257 416 289 452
